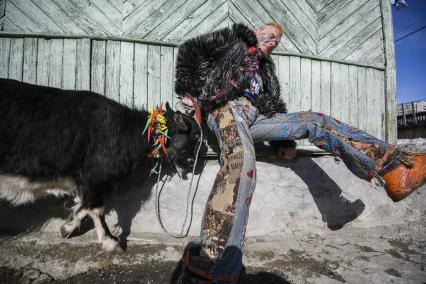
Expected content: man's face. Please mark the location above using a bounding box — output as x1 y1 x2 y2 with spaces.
255 25 282 56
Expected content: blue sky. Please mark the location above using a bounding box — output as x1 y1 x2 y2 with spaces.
392 0 426 103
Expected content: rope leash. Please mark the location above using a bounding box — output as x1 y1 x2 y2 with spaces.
154 118 204 238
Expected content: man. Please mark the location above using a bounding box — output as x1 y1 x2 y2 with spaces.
174 23 426 283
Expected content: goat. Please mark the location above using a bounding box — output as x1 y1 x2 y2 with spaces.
0 78 201 251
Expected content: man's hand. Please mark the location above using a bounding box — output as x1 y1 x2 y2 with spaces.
277 147 297 160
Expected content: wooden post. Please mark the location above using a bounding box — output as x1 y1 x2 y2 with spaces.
412 102 418 125
380 0 397 144
402 103 407 125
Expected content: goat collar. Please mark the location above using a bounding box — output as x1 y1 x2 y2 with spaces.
143 104 168 157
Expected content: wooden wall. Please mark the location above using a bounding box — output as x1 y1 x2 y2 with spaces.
0 0 395 143
0 36 386 140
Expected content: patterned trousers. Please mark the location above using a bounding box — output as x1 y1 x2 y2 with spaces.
181 98 391 283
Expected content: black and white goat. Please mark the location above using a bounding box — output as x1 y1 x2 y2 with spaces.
0 79 201 251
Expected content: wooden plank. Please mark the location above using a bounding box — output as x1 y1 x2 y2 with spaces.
22 37 38 84
145 0 206 41
183 1 228 40
147 45 161 107
91 40 106 95
8 37 23 80
300 58 312 111
340 64 349 124
62 39 77 90
379 71 386 139
311 60 321 112
119 41 134 106
380 0 396 143
288 56 301 112
348 65 358 127
0 38 10 78
133 43 148 110
163 0 224 43
75 38 90 90
123 0 166 37
7 0 63 33
317 0 337 12
318 0 351 24
365 68 376 136
320 6 382 58
172 46 178 104
318 0 378 52
332 19 383 60
278 56 290 108
320 61 331 115
0 0 5 31
319 0 369 38
48 39 63 88
105 40 121 102
356 66 367 131
29 0 85 35
293 0 317 27
330 62 341 120
160 46 174 106
345 29 383 63
36 38 50 86
278 0 318 45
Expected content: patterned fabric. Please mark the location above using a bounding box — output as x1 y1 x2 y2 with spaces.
182 98 402 283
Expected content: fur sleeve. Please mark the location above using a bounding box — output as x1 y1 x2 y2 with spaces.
256 57 287 117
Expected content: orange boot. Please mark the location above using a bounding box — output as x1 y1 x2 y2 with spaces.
381 153 426 202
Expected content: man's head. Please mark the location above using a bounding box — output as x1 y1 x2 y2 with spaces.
254 23 283 56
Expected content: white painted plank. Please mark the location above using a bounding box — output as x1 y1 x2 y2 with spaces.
372 69 382 138
105 40 121 102
311 60 321 112
75 38 90 91
300 58 312 112
330 62 341 120
320 61 331 115
147 45 161 107
160 46 174 106
23 37 38 84
289 56 301 112
345 28 383 63
356 66 367 131
379 71 386 140
133 43 148 110
123 0 166 36
119 41 134 106
348 65 358 127
48 39 63 88
36 38 50 86
365 68 376 136
278 56 290 108
0 38 10 78
340 64 350 124
62 39 77 90
172 46 179 106
91 40 106 95
8 37 23 81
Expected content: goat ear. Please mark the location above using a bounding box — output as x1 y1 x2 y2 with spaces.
174 112 189 131
165 102 173 114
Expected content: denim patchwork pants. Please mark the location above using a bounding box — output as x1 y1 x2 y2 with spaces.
182 98 391 283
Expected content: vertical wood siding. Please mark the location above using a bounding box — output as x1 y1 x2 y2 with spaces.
0 36 386 143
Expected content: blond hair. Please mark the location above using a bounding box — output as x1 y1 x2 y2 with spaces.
264 22 284 35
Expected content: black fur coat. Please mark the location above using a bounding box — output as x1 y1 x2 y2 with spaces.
174 23 287 118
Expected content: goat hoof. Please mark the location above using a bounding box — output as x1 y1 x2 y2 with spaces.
60 223 74 239
102 237 121 252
